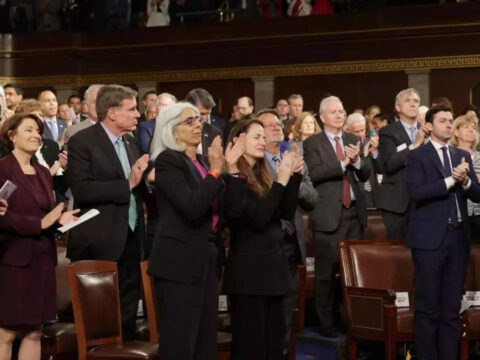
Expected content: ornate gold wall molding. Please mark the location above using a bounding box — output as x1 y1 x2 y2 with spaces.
2 54 480 88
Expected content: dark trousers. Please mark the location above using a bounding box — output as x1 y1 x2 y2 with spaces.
382 209 409 240
154 244 218 360
230 294 286 360
412 228 468 360
117 229 141 341
469 215 480 244
314 204 363 334
282 257 299 358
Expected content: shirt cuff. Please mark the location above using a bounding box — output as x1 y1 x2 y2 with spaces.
372 151 379 159
463 178 472 190
340 161 346 173
352 158 361 170
444 176 455 190
408 144 415 150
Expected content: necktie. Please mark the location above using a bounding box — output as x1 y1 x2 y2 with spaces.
115 138 137 231
334 136 351 208
409 126 417 144
48 120 58 142
441 146 458 226
272 155 280 174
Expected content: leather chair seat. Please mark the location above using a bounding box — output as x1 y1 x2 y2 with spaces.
87 342 158 359
463 308 480 332
217 313 231 332
42 322 77 354
217 331 232 351
396 308 414 335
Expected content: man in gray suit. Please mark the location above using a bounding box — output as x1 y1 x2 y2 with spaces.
63 84 104 150
303 96 371 337
38 90 66 144
258 109 317 356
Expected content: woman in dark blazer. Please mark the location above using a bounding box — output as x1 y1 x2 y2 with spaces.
0 114 78 360
147 102 244 360
223 118 303 360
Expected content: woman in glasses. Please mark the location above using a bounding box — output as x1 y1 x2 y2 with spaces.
148 101 244 360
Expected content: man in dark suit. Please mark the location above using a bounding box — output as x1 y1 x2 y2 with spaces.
38 90 67 144
303 95 371 337
258 108 317 355
406 104 480 360
67 84 150 341
377 88 428 239
185 88 225 133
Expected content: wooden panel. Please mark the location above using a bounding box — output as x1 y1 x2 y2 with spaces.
275 72 408 117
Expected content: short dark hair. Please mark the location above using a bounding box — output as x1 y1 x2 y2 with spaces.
462 104 480 118
431 97 453 111
425 104 452 124
96 85 138 122
256 108 280 118
0 113 43 153
373 112 391 124
142 91 157 101
68 94 81 103
185 88 216 109
4 83 23 96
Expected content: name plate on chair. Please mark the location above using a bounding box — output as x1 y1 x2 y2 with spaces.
306 257 315 272
464 291 480 306
218 295 228 312
395 292 410 308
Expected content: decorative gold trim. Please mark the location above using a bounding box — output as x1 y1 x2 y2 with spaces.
3 54 480 88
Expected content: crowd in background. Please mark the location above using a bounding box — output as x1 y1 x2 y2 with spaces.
1 81 480 360
0 0 471 33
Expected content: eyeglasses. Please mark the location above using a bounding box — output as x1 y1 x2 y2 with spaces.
175 115 202 128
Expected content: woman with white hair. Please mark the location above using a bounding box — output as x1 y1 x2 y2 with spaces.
147 101 245 360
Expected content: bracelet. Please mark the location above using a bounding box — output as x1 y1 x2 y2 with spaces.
208 170 220 179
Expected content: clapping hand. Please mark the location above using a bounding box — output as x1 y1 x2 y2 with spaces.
225 133 247 174
207 136 224 174
0 198 7 216
129 154 150 189
41 204 80 229
452 157 470 185
345 141 361 163
291 143 304 174
363 136 379 158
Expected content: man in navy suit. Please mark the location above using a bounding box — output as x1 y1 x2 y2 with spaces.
406 104 480 360
185 88 225 133
38 90 66 144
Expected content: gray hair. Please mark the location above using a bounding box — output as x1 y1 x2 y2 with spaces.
418 105 429 115
157 92 177 103
96 84 137 122
288 94 303 103
346 113 366 129
84 84 105 103
150 102 199 160
395 88 420 105
319 96 343 115
185 88 215 109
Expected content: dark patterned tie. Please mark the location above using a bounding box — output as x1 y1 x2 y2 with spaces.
335 136 351 208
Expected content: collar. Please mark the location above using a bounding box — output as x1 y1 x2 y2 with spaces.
430 138 449 152
265 150 281 163
324 129 342 142
399 119 418 132
44 117 56 123
100 122 121 145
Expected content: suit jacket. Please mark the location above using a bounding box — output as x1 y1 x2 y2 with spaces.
38 139 69 203
210 115 225 133
43 118 67 144
147 149 224 284
66 123 145 261
223 173 302 295
63 118 95 150
303 131 371 233
201 122 223 154
377 121 415 214
405 142 480 250
265 154 317 265
0 153 56 267
137 118 155 155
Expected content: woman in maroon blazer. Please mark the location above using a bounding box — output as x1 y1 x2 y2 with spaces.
0 114 78 360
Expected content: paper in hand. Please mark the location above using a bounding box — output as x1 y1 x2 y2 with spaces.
0 180 17 200
58 209 100 233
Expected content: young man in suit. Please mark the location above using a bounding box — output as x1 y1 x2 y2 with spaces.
258 109 317 355
406 104 480 360
303 96 370 337
38 90 67 144
377 88 428 239
67 85 150 341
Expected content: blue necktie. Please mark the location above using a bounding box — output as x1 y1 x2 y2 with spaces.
441 146 458 226
409 127 417 144
48 120 59 142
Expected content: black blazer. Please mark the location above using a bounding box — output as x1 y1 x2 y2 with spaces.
66 123 145 261
222 173 302 296
147 149 224 284
377 121 415 214
210 115 225 133
303 131 370 233
201 122 223 154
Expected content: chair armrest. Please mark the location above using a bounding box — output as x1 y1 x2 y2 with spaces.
345 286 398 333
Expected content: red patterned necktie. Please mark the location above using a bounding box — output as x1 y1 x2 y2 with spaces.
334 136 352 208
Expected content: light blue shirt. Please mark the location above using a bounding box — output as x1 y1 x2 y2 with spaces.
400 119 418 146
100 123 131 174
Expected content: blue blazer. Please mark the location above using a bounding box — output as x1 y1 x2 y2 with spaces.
137 118 156 155
405 141 480 250
210 115 225 133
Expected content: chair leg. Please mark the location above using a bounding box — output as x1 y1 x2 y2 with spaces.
385 339 396 360
347 336 358 360
460 337 469 360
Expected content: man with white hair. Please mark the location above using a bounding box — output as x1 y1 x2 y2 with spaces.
63 84 104 150
346 113 367 141
378 88 428 240
137 92 176 155
304 95 371 337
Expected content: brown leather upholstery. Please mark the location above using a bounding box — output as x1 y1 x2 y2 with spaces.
42 322 77 354
339 240 415 360
68 260 158 360
217 331 232 351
